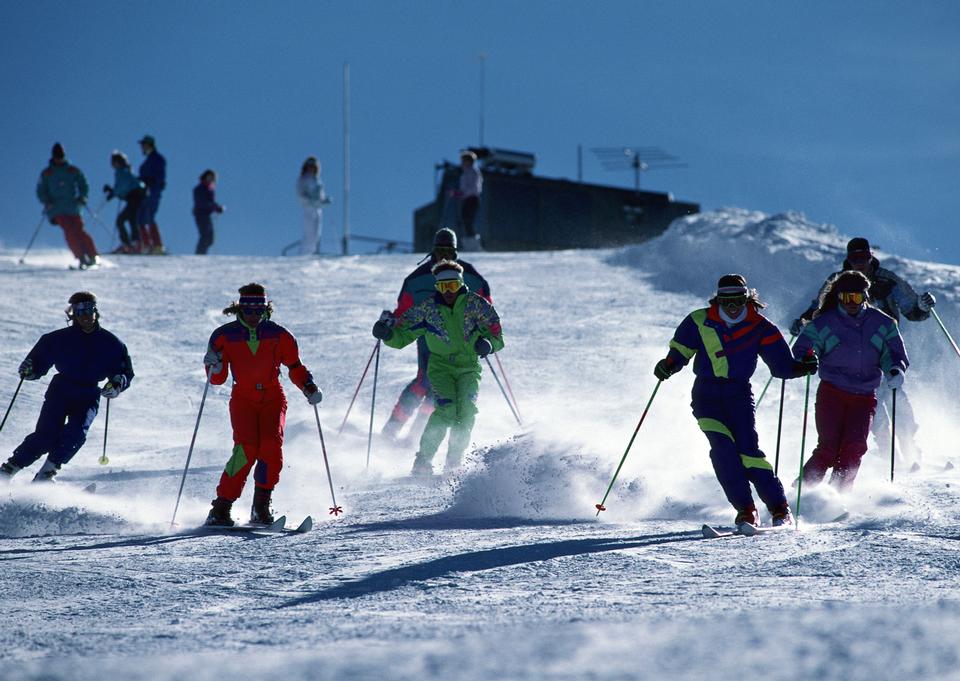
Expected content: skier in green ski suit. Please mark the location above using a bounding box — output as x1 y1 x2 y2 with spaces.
373 260 504 476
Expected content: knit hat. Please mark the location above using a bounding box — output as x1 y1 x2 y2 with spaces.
716 274 748 297
432 259 464 282
51 143 65 160
433 228 458 250
834 270 870 293
237 282 267 307
846 237 872 263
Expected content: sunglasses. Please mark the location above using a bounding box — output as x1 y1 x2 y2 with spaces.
73 302 97 316
435 279 463 294
434 247 457 259
838 291 865 305
717 295 747 307
241 306 266 316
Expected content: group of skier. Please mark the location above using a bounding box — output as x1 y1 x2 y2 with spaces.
0 223 937 529
656 237 935 526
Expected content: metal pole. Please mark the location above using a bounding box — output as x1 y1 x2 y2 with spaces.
493 353 522 423
170 373 212 528
19 215 46 264
795 374 812 528
890 388 897 482
338 340 379 434
365 341 381 470
99 397 111 465
773 379 786 475
342 61 351 256
485 356 521 426
314 405 342 516
930 308 960 359
0 378 24 433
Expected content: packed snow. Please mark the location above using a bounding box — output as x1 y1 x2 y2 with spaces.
1 208 959 681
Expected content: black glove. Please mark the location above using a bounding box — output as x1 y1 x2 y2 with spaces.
372 320 393 340
919 292 936 312
654 358 679 381
18 359 37 380
474 337 493 358
102 184 114 200
795 354 819 377
789 318 804 337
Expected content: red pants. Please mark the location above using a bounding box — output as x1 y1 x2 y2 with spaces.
54 215 98 260
215 395 287 500
804 381 877 490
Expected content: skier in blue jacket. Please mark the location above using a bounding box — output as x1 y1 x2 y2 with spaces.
193 169 225 255
137 135 167 254
0 292 134 482
654 274 818 527
103 151 146 253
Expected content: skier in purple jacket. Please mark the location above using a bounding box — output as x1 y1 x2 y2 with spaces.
792 270 909 490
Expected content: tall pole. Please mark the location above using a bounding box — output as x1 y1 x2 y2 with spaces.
479 53 486 147
342 61 351 256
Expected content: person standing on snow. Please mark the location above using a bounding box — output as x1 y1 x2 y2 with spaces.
0 292 133 483
449 150 483 251
103 150 145 254
203 283 323 527
791 271 909 491
380 227 492 444
654 274 818 527
373 260 503 477
36 143 99 269
137 134 167 254
790 237 935 465
296 156 331 255
192 169 225 255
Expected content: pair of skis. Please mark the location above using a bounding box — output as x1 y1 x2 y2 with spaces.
201 515 313 535
701 522 792 539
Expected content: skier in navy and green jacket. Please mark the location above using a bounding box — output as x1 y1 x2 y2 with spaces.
0 292 134 483
654 274 818 527
381 227 491 442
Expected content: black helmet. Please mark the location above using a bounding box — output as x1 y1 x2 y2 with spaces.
433 227 457 249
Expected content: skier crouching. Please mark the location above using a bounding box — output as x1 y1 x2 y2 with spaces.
373 260 503 477
654 274 818 527
1 292 133 482
204 283 322 526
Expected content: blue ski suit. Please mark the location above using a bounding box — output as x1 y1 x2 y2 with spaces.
11 324 134 468
663 304 806 514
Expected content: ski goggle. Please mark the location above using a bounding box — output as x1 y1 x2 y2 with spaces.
838 291 866 305
435 279 463 294
72 302 97 317
717 294 747 307
241 305 266 316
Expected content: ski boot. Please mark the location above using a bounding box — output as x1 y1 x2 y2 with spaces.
250 487 274 525
770 502 794 527
205 497 235 527
734 505 759 528
0 460 21 481
410 456 433 479
32 460 60 483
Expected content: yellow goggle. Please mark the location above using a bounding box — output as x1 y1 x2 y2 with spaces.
435 279 463 294
838 291 866 305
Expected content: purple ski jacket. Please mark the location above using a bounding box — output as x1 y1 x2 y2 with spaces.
792 305 908 396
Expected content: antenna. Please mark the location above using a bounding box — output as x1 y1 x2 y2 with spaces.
590 146 687 191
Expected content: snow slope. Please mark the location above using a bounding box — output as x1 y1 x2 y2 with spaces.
1 208 959 681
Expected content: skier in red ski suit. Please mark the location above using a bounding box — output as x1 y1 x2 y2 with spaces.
204 283 322 527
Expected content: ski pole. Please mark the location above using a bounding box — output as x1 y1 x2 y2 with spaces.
773 379 786 475
338 340 379 434
18 214 46 265
930 309 960 360
0 378 24 434
99 397 111 465
84 203 114 241
314 404 343 516
485 356 522 426
756 333 796 408
595 380 662 515
795 373 812 528
365 341 381 470
890 388 897 483
170 371 212 529
494 353 523 422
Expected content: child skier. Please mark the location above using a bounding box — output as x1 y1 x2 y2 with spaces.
203 283 322 526
192 169 225 255
103 151 145 253
373 260 503 476
1 292 133 482
791 270 909 490
654 274 817 527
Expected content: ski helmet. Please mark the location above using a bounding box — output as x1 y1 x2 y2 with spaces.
433 228 458 250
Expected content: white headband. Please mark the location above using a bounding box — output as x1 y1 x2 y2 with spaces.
435 269 463 282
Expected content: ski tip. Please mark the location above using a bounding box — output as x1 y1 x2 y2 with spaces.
295 516 313 533
81 483 97 494
910 462 922 473
736 522 760 536
701 524 723 538
946 460 955 471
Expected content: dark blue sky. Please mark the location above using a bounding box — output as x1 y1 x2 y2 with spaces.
2 1 958 261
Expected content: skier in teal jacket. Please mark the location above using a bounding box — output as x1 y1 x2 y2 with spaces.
36 143 99 268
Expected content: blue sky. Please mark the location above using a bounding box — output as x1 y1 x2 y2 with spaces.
1 1 958 261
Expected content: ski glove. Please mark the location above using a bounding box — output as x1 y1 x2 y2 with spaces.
654 358 679 381
100 375 128 399
203 347 223 375
918 292 936 312
18 359 37 380
886 368 904 390
795 354 819 377
102 184 114 200
789 318 805 337
303 382 323 405
372 320 394 340
474 337 493 358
